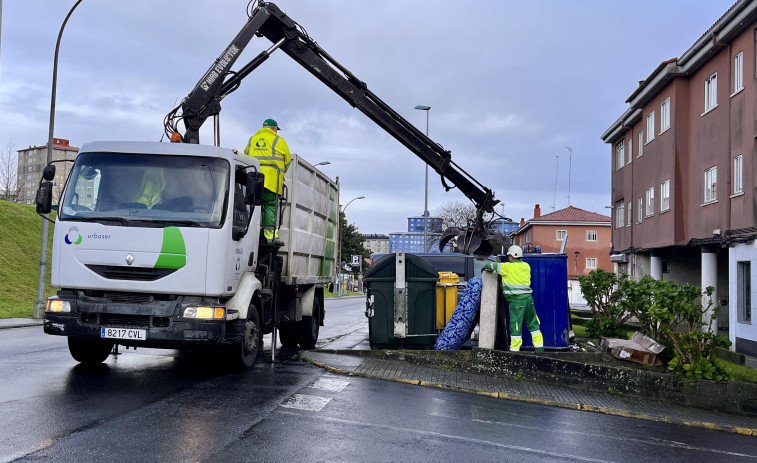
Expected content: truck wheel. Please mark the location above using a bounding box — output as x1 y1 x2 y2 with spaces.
68 337 114 365
297 297 321 349
278 322 298 348
228 305 261 370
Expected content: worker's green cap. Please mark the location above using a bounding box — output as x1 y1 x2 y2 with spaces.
263 118 280 129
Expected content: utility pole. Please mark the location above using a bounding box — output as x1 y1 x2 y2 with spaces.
565 146 573 206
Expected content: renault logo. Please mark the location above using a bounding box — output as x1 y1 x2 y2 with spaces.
125 254 135 265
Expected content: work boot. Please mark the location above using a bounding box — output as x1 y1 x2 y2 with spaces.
535 347 544 352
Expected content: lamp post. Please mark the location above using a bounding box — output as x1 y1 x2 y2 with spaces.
314 161 331 167
337 195 365 297
34 0 83 319
414 105 430 252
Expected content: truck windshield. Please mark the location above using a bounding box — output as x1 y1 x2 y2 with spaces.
58 152 229 228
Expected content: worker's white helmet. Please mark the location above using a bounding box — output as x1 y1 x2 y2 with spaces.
507 245 523 259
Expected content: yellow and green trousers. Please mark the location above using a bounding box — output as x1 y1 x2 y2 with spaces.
506 294 543 351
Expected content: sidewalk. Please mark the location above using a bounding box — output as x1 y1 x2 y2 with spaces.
0 318 42 330
302 346 757 436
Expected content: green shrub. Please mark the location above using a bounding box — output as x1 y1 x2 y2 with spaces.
578 269 632 338
648 283 731 381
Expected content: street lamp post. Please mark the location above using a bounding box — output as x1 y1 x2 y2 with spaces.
34 0 83 319
337 195 365 297
414 105 430 252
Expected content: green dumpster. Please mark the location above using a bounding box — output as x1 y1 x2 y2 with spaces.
364 252 439 349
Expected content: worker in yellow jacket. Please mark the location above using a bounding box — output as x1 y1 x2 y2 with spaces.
484 245 544 352
244 118 291 245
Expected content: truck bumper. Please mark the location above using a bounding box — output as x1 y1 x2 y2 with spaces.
43 294 245 349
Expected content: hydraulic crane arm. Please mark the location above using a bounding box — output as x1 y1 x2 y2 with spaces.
164 1 505 257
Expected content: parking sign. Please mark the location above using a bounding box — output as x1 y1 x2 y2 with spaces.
351 255 360 265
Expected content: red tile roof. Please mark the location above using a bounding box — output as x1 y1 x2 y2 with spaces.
531 206 610 223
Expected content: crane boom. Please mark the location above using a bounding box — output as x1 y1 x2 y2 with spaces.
164 1 506 257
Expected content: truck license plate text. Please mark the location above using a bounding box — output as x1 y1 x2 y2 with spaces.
100 328 147 340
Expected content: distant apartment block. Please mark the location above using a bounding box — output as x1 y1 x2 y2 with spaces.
363 233 390 256
389 213 445 253
601 0 757 356
17 138 78 204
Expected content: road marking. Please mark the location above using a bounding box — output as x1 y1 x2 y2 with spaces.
280 394 332 412
310 377 350 392
276 410 617 462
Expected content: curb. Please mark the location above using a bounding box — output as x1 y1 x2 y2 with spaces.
303 354 757 436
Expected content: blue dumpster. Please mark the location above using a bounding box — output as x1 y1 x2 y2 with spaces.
498 253 570 349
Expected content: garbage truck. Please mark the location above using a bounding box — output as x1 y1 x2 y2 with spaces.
37 143 338 369
36 1 508 368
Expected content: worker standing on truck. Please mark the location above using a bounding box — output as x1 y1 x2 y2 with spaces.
244 118 291 245
484 245 544 352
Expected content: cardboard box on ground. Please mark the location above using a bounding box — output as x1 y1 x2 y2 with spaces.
600 332 665 366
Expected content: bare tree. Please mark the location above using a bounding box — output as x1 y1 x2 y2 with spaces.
435 200 479 229
0 138 19 201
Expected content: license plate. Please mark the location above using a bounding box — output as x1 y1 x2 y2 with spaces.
100 327 147 340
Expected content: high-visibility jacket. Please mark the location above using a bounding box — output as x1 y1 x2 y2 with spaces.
495 260 533 298
134 167 165 209
244 127 291 195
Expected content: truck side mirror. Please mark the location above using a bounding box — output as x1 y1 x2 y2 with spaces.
246 172 264 206
42 164 56 181
36 181 53 214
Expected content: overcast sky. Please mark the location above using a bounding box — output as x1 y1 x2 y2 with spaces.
0 0 736 235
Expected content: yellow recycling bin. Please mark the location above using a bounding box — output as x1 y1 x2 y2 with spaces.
436 271 460 329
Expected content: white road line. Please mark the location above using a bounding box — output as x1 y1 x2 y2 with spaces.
472 418 757 458
276 410 617 463
280 394 332 412
310 377 350 392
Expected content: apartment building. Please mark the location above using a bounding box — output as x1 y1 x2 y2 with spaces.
511 204 612 304
601 0 757 356
17 138 79 204
363 233 390 257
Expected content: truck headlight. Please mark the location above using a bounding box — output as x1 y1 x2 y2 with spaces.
47 299 71 313
183 306 225 320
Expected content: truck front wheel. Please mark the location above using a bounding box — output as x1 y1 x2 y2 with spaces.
227 305 261 370
68 337 114 365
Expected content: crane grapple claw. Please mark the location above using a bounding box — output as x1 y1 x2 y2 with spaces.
439 227 498 259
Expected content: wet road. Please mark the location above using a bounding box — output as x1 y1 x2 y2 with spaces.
1 298 756 462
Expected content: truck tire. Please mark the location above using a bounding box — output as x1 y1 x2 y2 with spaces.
297 297 321 349
227 305 261 370
68 337 114 365
278 322 298 348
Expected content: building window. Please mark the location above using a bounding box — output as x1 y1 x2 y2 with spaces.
646 112 655 143
627 201 631 227
645 187 654 217
660 179 670 212
660 98 670 133
637 197 643 223
734 155 743 195
627 138 632 165
734 51 744 93
615 140 624 170
705 72 718 112
586 258 597 269
586 230 597 241
737 261 751 323
638 131 643 157
704 166 717 203
615 200 624 228
556 229 567 241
